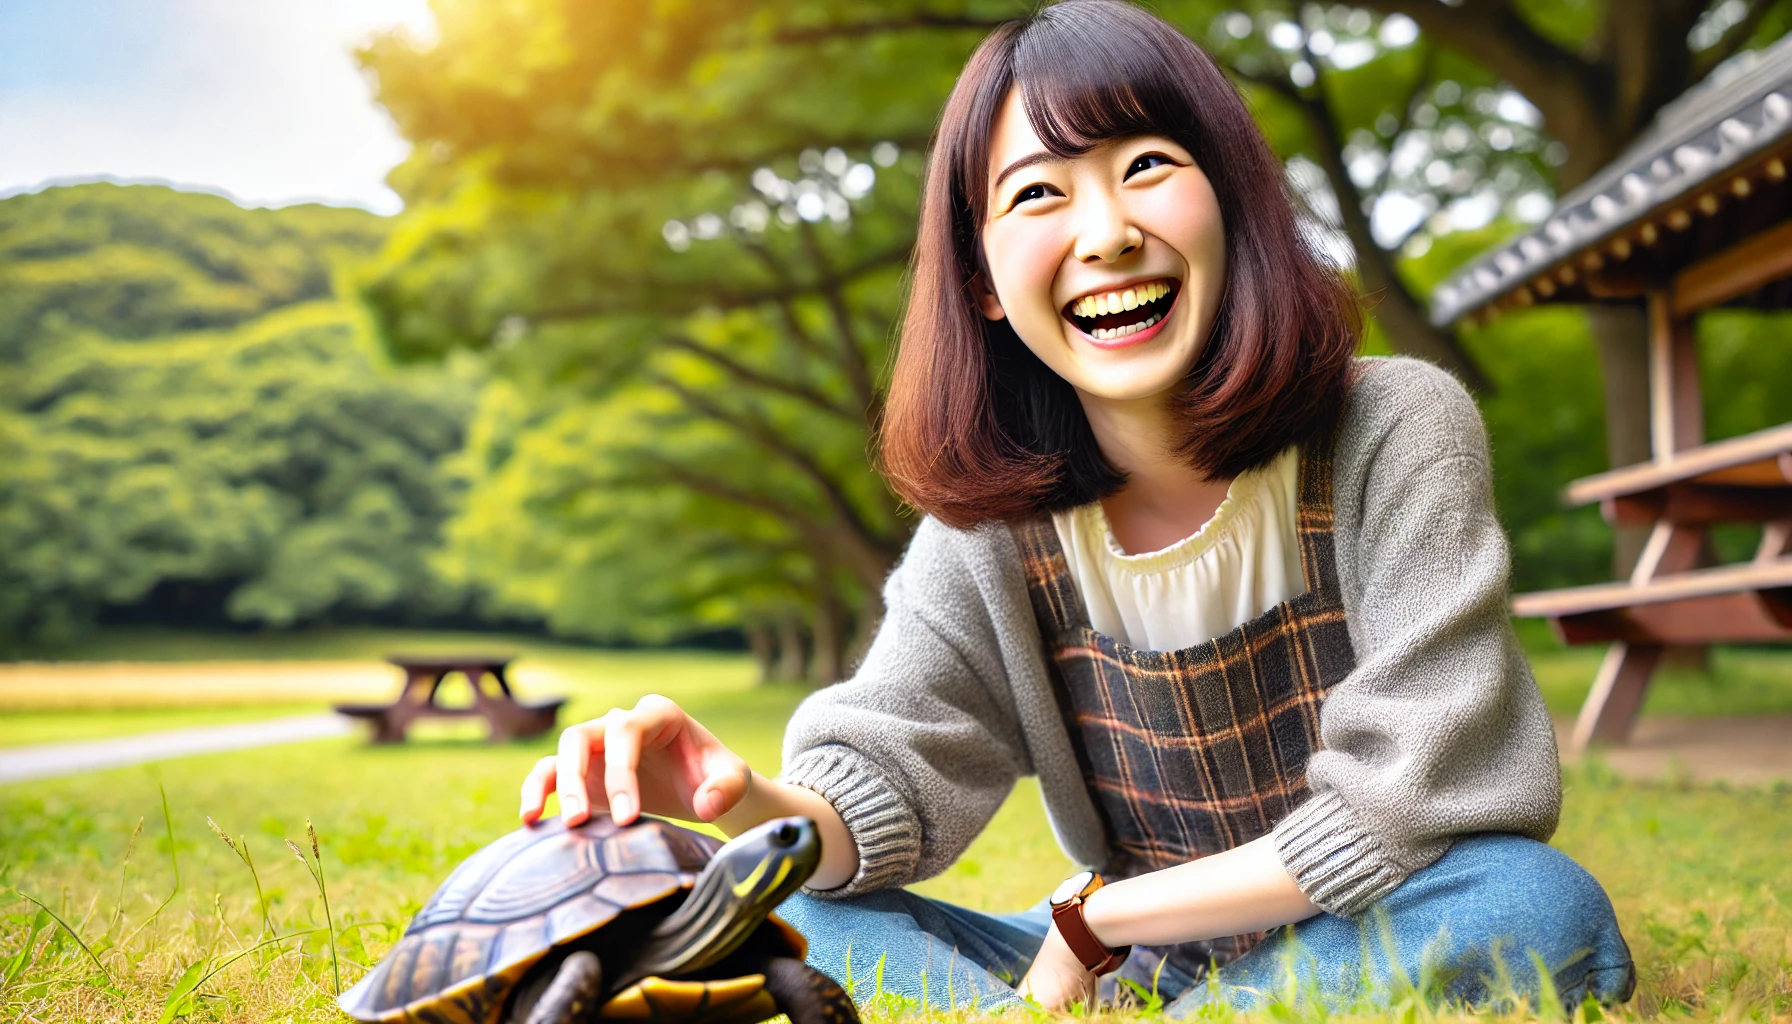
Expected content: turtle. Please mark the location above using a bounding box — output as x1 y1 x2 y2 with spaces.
338 814 859 1024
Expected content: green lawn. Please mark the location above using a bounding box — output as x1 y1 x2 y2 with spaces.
1 633 1789 1022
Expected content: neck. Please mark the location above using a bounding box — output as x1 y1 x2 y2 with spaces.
1077 388 1232 555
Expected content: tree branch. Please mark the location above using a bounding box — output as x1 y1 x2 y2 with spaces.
1233 58 1490 390
774 15 1013 44
1360 0 1615 185
631 455 824 532
528 241 912 325
1693 0 1787 78
651 375 900 568
660 333 861 422
795 223 880 416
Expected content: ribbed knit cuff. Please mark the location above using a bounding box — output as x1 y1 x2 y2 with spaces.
779 744 921 899
1273 790 1409 917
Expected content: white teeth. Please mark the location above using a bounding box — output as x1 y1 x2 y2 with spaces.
1070 280 1172 319
1091 311 1163 340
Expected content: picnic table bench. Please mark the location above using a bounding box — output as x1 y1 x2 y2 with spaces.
1514 421 1792 750
334 656 566 744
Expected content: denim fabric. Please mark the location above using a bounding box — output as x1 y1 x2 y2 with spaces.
776 834 1635 1015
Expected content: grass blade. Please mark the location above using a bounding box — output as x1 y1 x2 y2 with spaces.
207 815 275 937
16 889 114 985
124 784 183 948
157 958 205 1024
1 906 50 994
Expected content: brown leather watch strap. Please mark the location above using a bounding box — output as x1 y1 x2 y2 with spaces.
1049 873 1130 976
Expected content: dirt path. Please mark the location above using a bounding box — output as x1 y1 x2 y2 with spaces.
0 714 355 785
1557 714 1792 786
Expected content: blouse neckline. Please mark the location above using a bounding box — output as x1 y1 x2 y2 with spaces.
1075 450 1288 576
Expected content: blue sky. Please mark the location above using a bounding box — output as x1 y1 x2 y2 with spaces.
0 0 435 213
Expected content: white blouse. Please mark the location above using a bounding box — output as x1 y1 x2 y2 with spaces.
1050 446 1307 652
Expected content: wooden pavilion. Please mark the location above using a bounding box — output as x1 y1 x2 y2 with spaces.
1431 36 1792 752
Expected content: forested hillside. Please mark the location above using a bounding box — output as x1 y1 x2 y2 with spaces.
0 185 477 647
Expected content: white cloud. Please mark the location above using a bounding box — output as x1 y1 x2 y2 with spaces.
0 0 434 213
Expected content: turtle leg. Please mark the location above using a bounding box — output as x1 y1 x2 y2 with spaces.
518 951 604 1024
761 957 860 1024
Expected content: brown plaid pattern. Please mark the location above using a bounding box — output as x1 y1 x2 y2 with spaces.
1010 428 1357 979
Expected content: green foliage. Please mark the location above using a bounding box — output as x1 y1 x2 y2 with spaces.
356 1 965 669
0 183 384 359
0 186 477 647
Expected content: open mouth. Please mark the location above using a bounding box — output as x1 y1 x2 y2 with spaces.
1062 278 1179 342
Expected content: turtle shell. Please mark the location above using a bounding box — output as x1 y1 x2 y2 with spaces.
340 815 731 1024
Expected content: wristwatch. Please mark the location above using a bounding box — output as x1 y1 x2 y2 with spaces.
1048 870 1130 975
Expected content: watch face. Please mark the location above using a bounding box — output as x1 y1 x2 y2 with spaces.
1051 870 1096 906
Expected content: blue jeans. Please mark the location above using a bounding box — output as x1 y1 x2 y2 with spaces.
776 834 1635 1014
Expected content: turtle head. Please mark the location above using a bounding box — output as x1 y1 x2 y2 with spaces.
705 816 820 909
616 817 819 987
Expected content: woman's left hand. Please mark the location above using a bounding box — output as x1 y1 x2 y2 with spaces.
1017 926 1100 1010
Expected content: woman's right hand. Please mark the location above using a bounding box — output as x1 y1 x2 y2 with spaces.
519 694 752 828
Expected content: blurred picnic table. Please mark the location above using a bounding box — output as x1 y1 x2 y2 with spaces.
334 655 565 743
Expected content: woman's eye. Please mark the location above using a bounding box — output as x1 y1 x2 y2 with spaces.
1125 154 1174 179
1012 183 1060 206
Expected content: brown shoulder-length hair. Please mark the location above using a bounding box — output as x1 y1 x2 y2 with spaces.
877 0 1360 529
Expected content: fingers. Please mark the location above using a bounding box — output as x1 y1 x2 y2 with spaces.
691 753 751 822
555 720 603 825
519 755 558 824
602 694 684 825
528 695 748 829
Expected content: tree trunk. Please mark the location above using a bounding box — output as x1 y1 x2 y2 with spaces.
809 595 843 687
776 614 808 683
746 621 776 685
1587 305 1655 577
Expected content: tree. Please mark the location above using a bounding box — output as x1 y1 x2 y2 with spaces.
0 182 384 359
0 185 474 646
357 0 987 675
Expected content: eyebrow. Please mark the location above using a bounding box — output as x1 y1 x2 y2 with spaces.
991 150 1058 192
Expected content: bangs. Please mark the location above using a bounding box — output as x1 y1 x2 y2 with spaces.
1012 3 1195 158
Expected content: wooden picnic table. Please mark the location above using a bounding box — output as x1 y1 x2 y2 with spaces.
334 656 566 744
1428 50 1792 752
1514 422 1792 750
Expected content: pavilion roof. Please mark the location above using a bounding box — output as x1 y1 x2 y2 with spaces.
1432 34 1792 327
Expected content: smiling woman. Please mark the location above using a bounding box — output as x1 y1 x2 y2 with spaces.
876 0 1358 529
532 2 1632 1018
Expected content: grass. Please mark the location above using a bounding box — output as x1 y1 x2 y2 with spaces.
2 631 1790 1022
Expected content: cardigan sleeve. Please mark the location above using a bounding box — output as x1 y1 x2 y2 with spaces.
778 519 1034 897
1272 358 1562 917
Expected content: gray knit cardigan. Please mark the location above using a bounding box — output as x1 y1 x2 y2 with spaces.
779 357 1561 918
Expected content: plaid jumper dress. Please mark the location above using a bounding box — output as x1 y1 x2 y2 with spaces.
1009 429 1358 980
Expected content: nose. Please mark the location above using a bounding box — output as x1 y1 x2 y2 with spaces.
1072 190 1143 264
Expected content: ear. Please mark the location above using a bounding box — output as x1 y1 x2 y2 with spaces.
973 273 1007 321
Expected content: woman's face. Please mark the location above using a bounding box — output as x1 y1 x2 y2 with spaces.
979 88 1226 404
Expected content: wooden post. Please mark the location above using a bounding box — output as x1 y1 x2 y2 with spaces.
1573 294 1708 750
1572 643 1664 749
1647 289 1703 461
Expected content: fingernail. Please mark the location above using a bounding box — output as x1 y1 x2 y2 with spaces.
562 796 583 819
611 793 634 822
